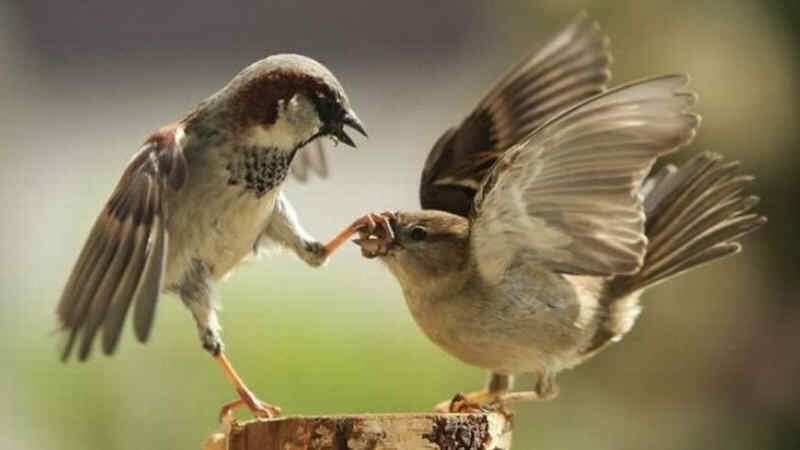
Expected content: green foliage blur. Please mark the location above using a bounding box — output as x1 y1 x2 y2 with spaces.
1 1 798 449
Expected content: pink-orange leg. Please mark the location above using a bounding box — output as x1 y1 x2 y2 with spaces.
216 353 280 421
321 211 396 257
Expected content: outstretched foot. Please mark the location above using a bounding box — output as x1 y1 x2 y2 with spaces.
219 388 281 421
322 210 397 257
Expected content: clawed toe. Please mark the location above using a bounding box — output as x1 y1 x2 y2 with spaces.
433 390 514 415
352 211 397 258
219 391 281 422
433 392 486 413
355 211 396 240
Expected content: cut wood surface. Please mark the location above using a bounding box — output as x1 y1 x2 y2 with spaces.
204 412 513 450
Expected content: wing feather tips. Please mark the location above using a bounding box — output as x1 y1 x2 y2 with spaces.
132 214 166 343
56 214 109 327
76 219 137 361
420 13 613 217
101 224 150 355
60 215 123 361
58 132 182 361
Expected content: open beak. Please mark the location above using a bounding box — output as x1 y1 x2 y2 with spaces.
332 110 367 148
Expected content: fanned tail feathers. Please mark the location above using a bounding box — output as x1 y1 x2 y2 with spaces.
612 151 766 296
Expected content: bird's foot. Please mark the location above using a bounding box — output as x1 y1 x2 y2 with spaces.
321 210 397 257
352 211 397 240
219 388 281 422
434 391 493 413
350 211 397 258
434 391 515 418
214 352 280 422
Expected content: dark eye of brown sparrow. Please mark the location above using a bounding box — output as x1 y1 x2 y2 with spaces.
409 226 428 241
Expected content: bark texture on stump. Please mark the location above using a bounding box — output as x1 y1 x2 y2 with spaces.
205 413 512 450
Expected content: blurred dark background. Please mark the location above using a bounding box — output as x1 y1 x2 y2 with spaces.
1 1 798 449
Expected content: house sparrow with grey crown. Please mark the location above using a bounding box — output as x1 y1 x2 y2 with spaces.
340 15 766 412
56 53 367 418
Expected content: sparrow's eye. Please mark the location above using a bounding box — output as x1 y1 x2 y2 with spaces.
409 226 427 242
314 93 339 123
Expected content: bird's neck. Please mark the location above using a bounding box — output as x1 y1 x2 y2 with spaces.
222 144 298 198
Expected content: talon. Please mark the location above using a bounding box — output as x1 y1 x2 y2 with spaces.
434 390 502 413
219 391 281 422
449 393 482 413
321 212 386 258
434 392 465 413
219 399 243 422
214 353 280 422
364 214 377 233
376 214 395 240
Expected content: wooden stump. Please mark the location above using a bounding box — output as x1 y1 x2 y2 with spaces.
204 413 513 450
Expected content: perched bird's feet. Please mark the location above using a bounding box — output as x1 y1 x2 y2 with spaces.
214 352 280 422
435 391 515 419
434 390 497 413
219 389 281 421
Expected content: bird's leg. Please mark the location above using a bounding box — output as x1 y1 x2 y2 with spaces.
322 211 396 257
216 352 280 421
263 193 328 267
179 262 280 421
203 328 280 420
434 373 513 413
496 372 559 404
436 372 559 413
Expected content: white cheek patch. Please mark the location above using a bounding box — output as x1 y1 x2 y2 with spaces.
245 94 322 151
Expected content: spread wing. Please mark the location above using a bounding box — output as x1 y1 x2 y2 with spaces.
470 75 699 283
291 140 329 182
56 128 187 361
420 12 612 217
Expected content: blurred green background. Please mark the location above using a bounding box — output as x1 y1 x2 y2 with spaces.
1 1 798 449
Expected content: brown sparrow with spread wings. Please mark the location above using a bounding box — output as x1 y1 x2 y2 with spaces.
336 15 766 411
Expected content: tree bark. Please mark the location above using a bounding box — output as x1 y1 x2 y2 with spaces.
204 412 513 450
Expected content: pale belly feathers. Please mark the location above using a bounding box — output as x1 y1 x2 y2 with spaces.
400 268 601 375
163 162 278 288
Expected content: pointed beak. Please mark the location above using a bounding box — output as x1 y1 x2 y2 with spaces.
332 110 367 148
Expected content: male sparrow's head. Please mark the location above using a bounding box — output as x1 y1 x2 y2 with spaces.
355 210 470 289
209 53 366 151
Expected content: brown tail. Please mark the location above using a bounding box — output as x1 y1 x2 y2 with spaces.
611 151 766 296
